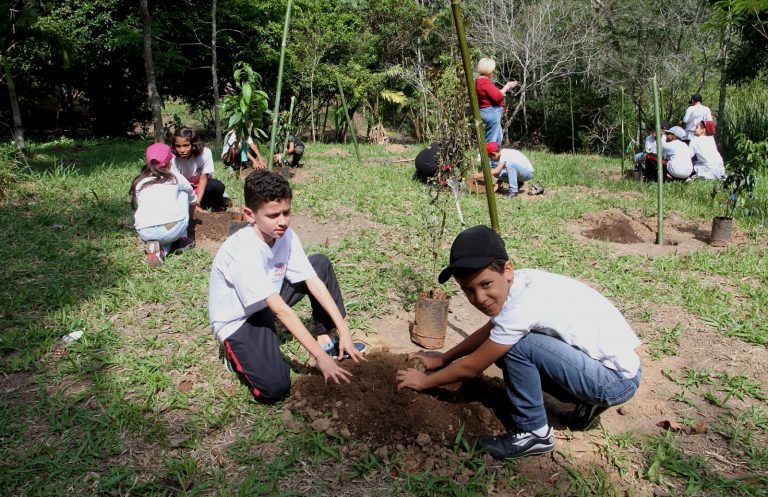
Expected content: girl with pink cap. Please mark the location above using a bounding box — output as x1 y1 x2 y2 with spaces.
129 143 198 267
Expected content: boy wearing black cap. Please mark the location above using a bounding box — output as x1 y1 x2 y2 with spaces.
683 94 712 141
396 225 642 459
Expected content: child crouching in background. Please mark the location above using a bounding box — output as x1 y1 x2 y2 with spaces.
129 143 197 267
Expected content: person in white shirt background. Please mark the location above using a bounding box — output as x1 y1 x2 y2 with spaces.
689 121 725 180
682 94 712 141
662 126 695 180
129 143 197 267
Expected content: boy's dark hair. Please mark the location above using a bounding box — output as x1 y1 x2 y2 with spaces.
452 258 508 280
128 161 177 211
244 169 292 211
173 127 204 157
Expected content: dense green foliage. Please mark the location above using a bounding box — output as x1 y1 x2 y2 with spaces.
1 0 766 154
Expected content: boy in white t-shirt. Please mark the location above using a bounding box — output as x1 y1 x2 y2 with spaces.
209 170 366 403
473 142 537 199
683 94 713 141
396 225 642 459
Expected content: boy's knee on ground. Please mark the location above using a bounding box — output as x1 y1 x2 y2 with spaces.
253 378 291 403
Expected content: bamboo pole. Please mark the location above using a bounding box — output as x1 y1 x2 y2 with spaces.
279 96 296 178
450 0 499 232
335 73 361 164
267 0 293 172
570 78 575 153
620 86 625 175
652 75 664 245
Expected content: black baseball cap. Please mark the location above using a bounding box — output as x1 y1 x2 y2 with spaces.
438 225 508 284
691 93 702 102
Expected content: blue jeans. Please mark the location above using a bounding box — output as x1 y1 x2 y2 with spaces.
480 106 503 144
495 332 641 431
136 215 189 254
498 163 534 193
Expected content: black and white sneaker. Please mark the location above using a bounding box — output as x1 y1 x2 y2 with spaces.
477 428 555 459
559 404 609 431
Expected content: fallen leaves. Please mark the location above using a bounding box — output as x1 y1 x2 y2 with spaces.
657 418 708 435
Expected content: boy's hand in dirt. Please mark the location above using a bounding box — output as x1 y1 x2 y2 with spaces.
336 335 367 363
408 351 445 371
395 368 427 391
195 205 206 213
317 355 352 384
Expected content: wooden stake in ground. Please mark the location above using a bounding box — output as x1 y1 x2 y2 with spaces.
450 0 499 232
652 75 664 245
267 0 293 172
335 73 361 165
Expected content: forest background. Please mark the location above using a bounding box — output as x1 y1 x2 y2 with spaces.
2 0 767 157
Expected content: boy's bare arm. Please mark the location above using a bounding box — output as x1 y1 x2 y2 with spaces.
264 293 352 384
248 142 266 168
195 174 209 212
304 277 365 362
440 320 493 365
397 338 511 391
491 160 505 176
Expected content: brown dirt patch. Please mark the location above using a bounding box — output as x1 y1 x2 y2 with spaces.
193 210 235 243
289 351 506 447
567 208 745 256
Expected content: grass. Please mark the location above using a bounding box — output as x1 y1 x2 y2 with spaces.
2 136 767 495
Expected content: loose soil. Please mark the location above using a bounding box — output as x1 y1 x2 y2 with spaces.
567 207 745 256
288 352 507 447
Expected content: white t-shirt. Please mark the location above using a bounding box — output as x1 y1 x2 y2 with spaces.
499 149 533 172
644 134 666 154
662 139 694 179
133 171 196 230
171 147 215 186
208 227 317 342
689 135 725 180
683 104 712 138
489 269 641 377
221 130 254 162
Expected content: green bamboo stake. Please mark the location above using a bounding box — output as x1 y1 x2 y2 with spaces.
620 86 625 175
279 96 296 178
652 75 664 245
267 0 293 172
335 73 361 165
450 0 499 232
569 78 575 153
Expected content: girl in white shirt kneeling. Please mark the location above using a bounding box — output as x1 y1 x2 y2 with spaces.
130 143 198 267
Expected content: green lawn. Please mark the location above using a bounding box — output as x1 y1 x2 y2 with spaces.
1 137 766 496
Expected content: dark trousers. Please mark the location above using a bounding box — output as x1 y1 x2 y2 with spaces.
291 145 304 168
200 178 226 210
223 254 346 403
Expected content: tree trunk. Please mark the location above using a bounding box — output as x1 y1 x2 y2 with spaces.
2 53 25 156
716 27 732 144
211 0 221 143
139 0 164 143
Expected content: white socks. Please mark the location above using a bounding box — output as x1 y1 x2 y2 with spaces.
532 425 550 437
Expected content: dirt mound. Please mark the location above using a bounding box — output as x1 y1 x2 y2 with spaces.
288 352 506 448
567 208 730 256
193 210 235 242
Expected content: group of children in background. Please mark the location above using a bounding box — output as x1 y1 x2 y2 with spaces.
130 127 305 267
635 94 725 182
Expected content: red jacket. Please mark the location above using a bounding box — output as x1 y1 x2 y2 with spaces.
476 77 505 110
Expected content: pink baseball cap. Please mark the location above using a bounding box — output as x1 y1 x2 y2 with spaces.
145 143 173 167
486 142 499 154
